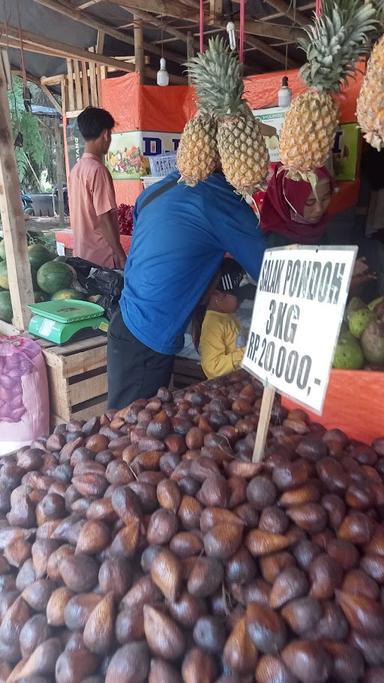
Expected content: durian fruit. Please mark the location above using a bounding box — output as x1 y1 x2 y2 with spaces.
183 36 269 197
279 0 377 182
177 113 219 186
357 32 384 150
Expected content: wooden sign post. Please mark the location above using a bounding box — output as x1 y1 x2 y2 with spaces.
242 245 358 463
0 51 34 332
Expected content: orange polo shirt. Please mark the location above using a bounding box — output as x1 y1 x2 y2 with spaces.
69 153 117 268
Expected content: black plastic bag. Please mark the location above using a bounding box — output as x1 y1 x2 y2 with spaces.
65 257 124 320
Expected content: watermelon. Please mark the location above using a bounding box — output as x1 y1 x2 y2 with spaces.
0 262 9 290
28 244 53 270
0 241 5 261
0 291 12 323
34 290 48 303
51 289 86 301
37 261 73 294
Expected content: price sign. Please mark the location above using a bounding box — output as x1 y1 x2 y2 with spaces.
242 246 357 417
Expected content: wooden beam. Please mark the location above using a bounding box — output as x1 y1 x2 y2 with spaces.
35 0 185 65
54 121 65 226
244 34 298 67
119 6 192 45
209 0 223 23
0 54 34 331
133 16 144 83
40 82 62 112
263 0 309 27
240 20 303 42
73 60 83 109
109 0 198 22
0 23 136 72
96 30 105 54
33 0 135 49
66 59 75 110
263 1 314 20
78 0 103 8
81 61 90 107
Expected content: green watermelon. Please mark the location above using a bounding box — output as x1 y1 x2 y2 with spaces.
28 244 53 270
51 288 86 301
0 241 5 261
34 290 48 303
37 261 73 294
0 262 9 290
0 291 12 323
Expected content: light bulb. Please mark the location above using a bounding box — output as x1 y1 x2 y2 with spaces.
157 57 169 86
278 76 292 108
226 21 236 50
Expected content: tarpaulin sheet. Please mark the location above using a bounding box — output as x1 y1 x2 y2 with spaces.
101 74 195 133
282 369 384 444
101 73 142 132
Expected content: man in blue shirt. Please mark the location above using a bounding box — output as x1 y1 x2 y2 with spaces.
107 170 266 409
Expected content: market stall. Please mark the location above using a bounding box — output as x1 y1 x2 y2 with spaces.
1 0 384 678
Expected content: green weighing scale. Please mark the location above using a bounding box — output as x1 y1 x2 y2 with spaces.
28 300 109 344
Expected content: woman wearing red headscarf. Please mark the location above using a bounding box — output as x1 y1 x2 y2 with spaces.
260 162 333 247
258 162 376 296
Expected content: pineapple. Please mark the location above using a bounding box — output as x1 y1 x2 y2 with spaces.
357 34 384 150
279 0 377 182
184 37 269 197
177 113 219 186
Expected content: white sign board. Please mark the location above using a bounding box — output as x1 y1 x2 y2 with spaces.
242 246 357 414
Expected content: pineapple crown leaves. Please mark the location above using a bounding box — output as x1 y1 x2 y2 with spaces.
299 0 378 92
186 36 245 116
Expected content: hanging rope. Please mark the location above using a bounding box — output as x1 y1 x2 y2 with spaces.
199 0 204 53
239 0 245 63
315 0 322 18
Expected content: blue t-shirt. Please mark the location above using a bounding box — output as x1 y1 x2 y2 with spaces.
120 171 266 355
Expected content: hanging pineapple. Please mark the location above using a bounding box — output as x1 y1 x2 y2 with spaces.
357 30 384 150
279 0 377 183
178 37 269 197
177 113 219 186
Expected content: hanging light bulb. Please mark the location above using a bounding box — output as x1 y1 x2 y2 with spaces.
278 76 292 108
157 57 169 86
226 21 236 50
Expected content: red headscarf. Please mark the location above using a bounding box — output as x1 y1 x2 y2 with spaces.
259 163 333 244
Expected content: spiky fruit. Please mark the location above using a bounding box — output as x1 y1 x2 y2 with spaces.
279 91 338 177
177 113 219 186
279 0 377 180
357 35 384 150
217 112 269 196
187 37 269 196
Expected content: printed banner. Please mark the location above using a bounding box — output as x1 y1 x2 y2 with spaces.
106 131 182 179
253 107 360 181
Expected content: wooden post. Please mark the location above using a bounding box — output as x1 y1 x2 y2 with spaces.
96 30 105 55
134 15 144 83
81 61 90 107
66 59 75 111
252 386 276 462
73 60 83 110
54 120 65 227
0 53 34 331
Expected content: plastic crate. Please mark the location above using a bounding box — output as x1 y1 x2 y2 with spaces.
149 153 177 177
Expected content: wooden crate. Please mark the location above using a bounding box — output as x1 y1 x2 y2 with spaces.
40 335 108 425
171 357 205 389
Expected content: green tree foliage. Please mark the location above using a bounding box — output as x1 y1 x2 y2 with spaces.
8 77 45 191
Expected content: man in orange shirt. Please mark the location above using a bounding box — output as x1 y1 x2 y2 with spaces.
69 107 126 269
